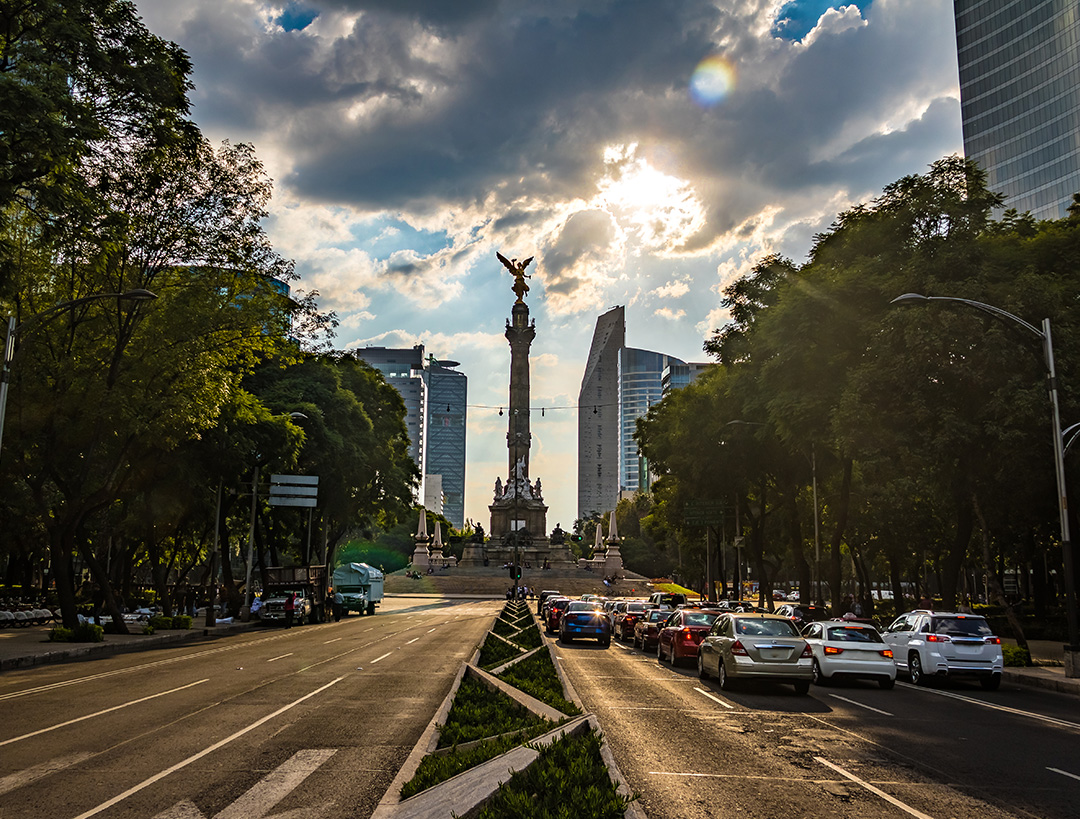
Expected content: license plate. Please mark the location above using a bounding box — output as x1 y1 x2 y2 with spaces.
761 648 788 660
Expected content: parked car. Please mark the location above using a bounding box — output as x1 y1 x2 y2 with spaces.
542 596 571 634
657 609 724 666
649 591 688 608
614 601 649 642
801 620 896 688
775 603 829 628
882 610 1003 689
559 601 611 646
698 613 813 695
536 589 561 615
634 608 672 651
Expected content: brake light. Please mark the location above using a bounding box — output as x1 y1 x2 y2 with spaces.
824 646 844 655
926 634 951 643
731 640 748 656
984 636 1000 644
880 649 893 658
800 643 813 658
680 628 693 640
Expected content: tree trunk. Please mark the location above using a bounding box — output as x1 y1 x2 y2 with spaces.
940 488 972 611
52 533 80 630
76 535 129 634
828 458 853 616
973 494 1029 661
784 486 811 603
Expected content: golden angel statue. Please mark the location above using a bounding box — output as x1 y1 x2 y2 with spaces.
497 252 534 303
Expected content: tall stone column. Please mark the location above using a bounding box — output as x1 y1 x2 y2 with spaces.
507 301 535 485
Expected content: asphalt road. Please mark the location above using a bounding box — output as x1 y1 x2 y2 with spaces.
553 633 1080 819
0 597 500 819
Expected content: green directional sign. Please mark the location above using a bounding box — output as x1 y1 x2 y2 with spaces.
684 499 725 525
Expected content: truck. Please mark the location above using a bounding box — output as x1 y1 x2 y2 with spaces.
331 562 384 616
259 565 328 625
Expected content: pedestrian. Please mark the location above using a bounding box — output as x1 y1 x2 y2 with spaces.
333 590 344 621
284 593 295 628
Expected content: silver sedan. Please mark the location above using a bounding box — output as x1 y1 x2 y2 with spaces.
698 613 813 695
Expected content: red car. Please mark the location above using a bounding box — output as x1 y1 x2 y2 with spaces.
657 609 724 666
543 597 571 634
614 601 649 642
633 608 671 651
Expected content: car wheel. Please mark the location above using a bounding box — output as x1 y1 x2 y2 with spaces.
879 676 895 690
561 633 573 643
981 674 1001 691
793 680 811 696
909 652 927 686
698 652 708 679
600 636 610 648
812 659 828 686
718 659 733 691
657 641 665 663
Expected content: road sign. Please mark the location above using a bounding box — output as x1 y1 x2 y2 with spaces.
684 499 724 525
269 474 319 507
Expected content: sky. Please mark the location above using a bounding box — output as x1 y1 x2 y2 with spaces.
133 0 964 530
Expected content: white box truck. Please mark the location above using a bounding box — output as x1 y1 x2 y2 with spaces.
332 563 384 616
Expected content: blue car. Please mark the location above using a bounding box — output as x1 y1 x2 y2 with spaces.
559 601 611 647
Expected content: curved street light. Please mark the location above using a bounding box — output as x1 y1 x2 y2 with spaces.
0 289 158 461
891 293 1079 672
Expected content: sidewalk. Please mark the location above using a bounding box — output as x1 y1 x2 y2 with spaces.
1000 638 1080 697
0 616 259 672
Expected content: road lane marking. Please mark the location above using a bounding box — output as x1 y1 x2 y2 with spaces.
898 682 1080 731
72 677 345 819
1049 767 1080 782
0 753 95 796
267 654 293 663
0 680 209 747
828 693 893 716
815 757 935 819
649 771 853 782
693 687 734 709
370 652 393 664
323 638 342 644
406 638 420 645
428 628 437 633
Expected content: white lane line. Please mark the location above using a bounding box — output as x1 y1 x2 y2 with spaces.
215 749 337 819
898 682 1080 731
828 693 893 716
649 771 848 782
370 652 393 664
815 757 935 819
406 638 420 645
267 654 293 663
1049 767 1080 782
364 628 374 632
693 687 734 709
323 638 342 644
73 676 345 819
427 628 437 633
0 680 209 747
0 753 95 796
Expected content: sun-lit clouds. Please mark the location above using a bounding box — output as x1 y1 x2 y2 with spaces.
799 5 868 47
653 279 692 299
655 306 687 321
539 208 624 315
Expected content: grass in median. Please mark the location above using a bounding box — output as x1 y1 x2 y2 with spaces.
479 631 524 669
511 623 542 651
492 617 519 638
497 649 581 716
472 729 635 818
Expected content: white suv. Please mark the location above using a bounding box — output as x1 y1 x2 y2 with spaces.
882 610 1003 690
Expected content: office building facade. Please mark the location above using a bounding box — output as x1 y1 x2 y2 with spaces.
619 348 685 495
425 359 467 528
353 345 427 474
955 0 1080 219
578 307 625 520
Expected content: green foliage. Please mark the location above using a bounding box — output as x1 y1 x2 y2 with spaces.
402 730 549 799
479 633 524 670
1002 644 1030 667
497 650 581 716
49 627 74 642
512 624 543 651
142 624 155 635
437 675 551 748
473 729 633 819
492 617 519 638
149 615 174 630
172 615 192 630
50 622 105 642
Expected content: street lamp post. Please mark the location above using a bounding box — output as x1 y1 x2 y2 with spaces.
0 289 157 461
892 293 1080 675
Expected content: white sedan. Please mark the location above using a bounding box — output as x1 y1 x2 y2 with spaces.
801 620 896 689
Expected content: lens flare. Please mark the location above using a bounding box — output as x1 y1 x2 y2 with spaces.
689 55 736 107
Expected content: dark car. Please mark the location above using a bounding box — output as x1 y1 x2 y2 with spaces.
614 601 649 642
543 597 571 634
657 609 724 665
775 603 829 628
559 601 612 646
633 608 672 651
536 589 561 615
649 591 688 608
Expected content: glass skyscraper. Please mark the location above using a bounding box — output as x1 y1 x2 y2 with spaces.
425 359 467 528
619 348 684 495
955 0 1080 219
578 307 624 520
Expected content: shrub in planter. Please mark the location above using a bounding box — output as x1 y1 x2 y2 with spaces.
498 650 581 716
49 626 75 642
73 622 105 642
1002 643 1030 667
479 632 523 669
511 624 542 651
142 624 156 635
172 615 193 630
149 615 174 630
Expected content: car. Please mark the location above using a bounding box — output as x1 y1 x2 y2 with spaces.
542 596 571 634
649 591 687 608
633 607 671 651
882 610 1003 689
715 600 769 613
559 601 611 646
536 589 561 615
698 613 814 695
801 620 896 688
657 609 724 666
613 601 649 642
775 603 829 628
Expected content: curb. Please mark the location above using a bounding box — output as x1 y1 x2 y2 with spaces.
1003 668 1080 697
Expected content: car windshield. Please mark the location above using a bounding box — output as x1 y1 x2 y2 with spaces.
684 612 720 627
567 601 603 613
826 625 882 643
627 602 647 612
932 616 992 637
647 610 668 622
735 618 799 637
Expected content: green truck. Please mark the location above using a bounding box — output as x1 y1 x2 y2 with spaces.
331 562 384 616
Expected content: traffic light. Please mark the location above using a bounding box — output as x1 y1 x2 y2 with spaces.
509 563 521 580
570 534 584 543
